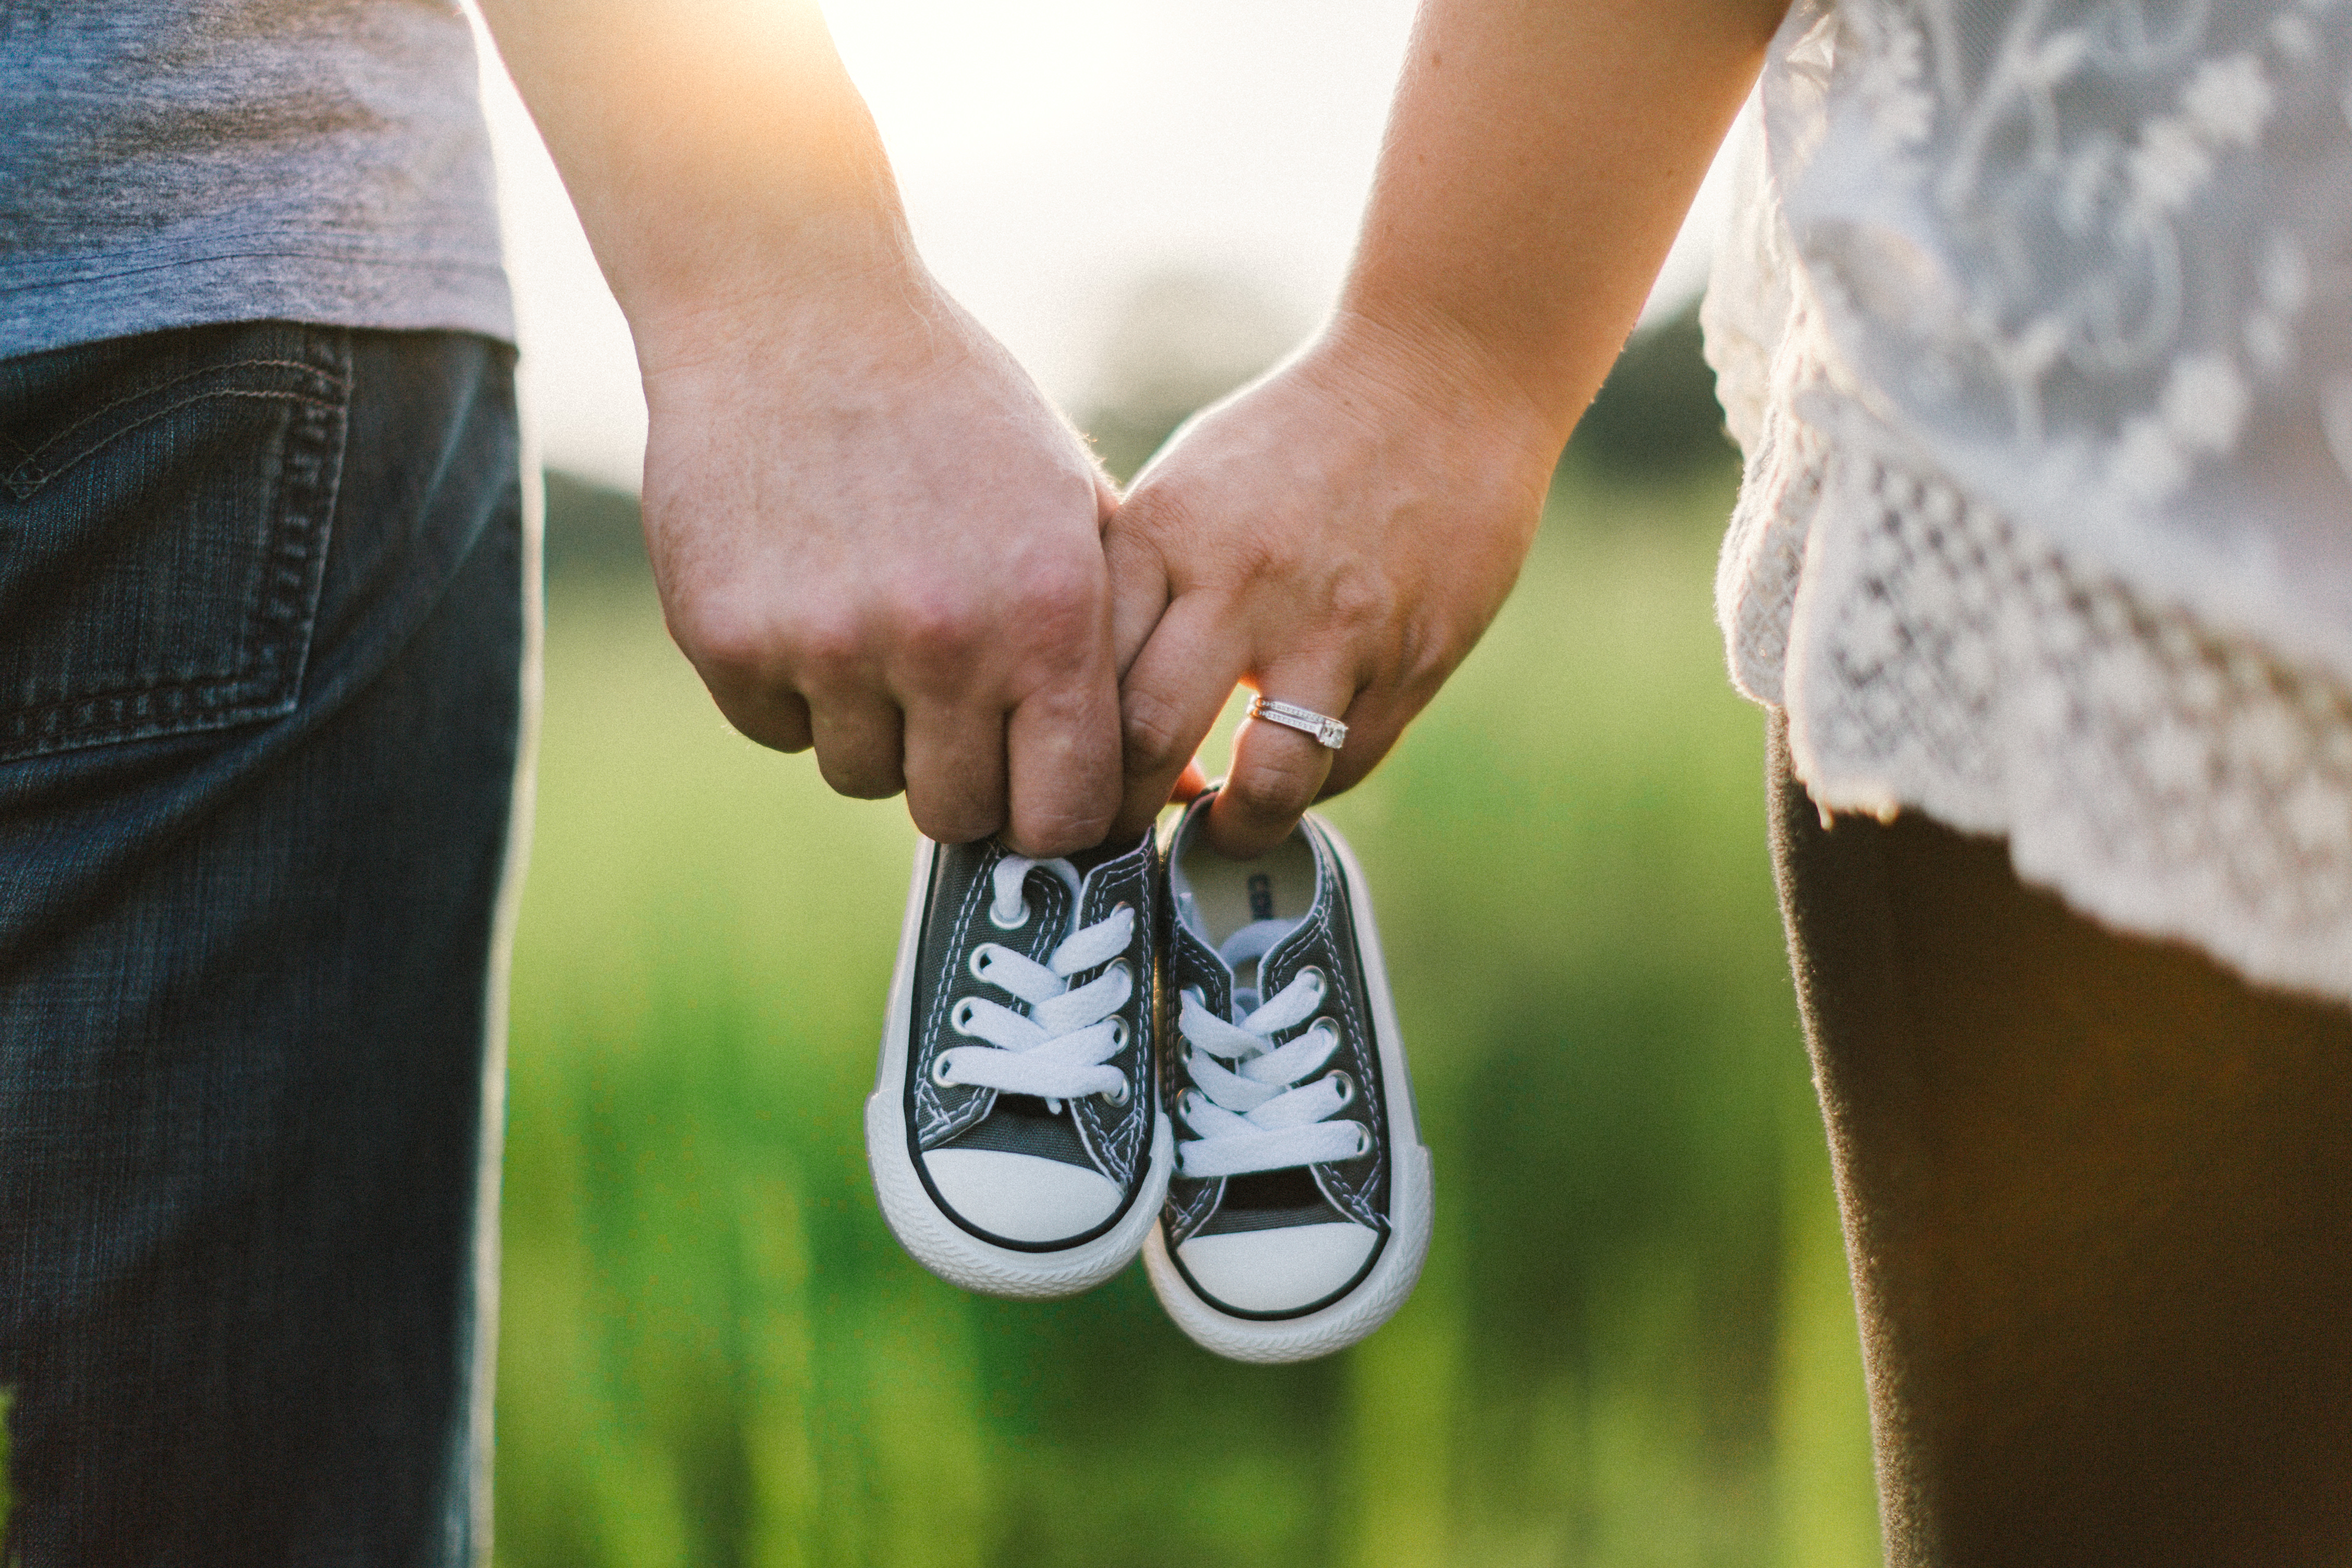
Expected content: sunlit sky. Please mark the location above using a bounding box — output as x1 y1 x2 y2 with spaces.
477 0 1732 491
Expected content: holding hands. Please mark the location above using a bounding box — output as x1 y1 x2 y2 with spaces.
1103 313 1559 856
484 0 1778 859
646 282 1554 860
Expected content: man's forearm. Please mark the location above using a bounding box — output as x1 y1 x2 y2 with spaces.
475 0 1129 856
1341 0 1788 444
476 0 918 352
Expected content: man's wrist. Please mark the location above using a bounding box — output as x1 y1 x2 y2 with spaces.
482 0 926 371
621 216 939 384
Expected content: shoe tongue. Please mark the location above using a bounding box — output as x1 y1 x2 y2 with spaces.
1033 826 1153 930
1218 916 1301 1016
1168 810 1309 1015
1032 857 1085 911
1218 917 1298 971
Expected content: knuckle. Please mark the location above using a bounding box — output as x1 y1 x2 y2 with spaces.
1391 615 1436 689
817 753 902 802
1009 561 1105 673
1112 483 1191 550
1317 740 1387 802
1221 530 1290 591
1011 801 1116 860
785 608 868 686
911 798 1003 846
673 581 883 701
1227 747 1323 819
1120 686 1192 775
668 585 777 684
1022 551 1099 621
1323 565 1394 634
891 582 984 669
711 690 812 755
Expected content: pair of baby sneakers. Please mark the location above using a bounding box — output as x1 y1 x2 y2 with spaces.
866 790 1432 1364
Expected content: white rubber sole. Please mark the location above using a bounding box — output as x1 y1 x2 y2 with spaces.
866 839 1171 1300
1143 815 1434 1363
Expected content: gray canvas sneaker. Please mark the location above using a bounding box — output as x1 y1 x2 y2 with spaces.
868 829 1171 1298
1143 791 1433 1361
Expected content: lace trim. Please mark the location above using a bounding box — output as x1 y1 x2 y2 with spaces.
1703 16 2352 1004
1724 415 2352 1004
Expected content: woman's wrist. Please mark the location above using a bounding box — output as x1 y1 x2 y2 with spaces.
1308 300 1571 493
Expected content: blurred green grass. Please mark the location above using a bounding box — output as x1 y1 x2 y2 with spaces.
495 469 1881 1568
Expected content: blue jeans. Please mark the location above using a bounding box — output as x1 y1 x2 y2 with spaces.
0 321 527 1563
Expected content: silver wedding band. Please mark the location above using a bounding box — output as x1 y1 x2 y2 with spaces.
1247 695 1348 750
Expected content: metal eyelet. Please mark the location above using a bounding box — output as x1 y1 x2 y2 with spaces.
989 895 1031 931
931 1054 960 1088
1109 1017 1129 1050
1346 1121 1373 1159
951 999 981 1033
1326 1069 1357 1109
968 946 1000 982
1299 967 1327 1000
1100 1078 1131 1107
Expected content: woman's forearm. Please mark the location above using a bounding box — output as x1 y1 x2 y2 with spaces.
1339 0 1788 444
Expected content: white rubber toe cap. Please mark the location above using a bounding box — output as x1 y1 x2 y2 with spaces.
1175 1222 1380 1314
920 1148 1123 1244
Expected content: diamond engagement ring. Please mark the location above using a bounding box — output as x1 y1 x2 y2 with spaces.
1247 696 1348 750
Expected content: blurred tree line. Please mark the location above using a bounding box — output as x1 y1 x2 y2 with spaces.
539 267 1739 570
1077 267 1735 489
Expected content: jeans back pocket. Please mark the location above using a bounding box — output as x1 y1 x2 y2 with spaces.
0 322 351 762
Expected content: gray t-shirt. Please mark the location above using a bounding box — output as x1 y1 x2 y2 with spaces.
0 0 513 358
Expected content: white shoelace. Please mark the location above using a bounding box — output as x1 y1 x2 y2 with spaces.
931 854 1134 1109
1175 921 1370 1180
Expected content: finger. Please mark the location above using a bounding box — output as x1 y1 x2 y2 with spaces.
1110 590 1252 843
900 697 1009 845
1206 668 1354 858
806 693 907 801
1103 503 1172 682
1171 757 1210 805
703 680 815 754
1004 662 1122 859
1313 678 1433 800
1314 710 1403 800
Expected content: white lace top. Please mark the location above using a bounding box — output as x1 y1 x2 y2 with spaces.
1704 0 2352 1002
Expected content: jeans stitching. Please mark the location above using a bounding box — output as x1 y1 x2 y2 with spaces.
6 388 344 501
9 355 346 467
0 330 351 760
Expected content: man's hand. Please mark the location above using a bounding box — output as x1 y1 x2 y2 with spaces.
1105 313 1558 857
478 0 1125 855
638 272 1123 855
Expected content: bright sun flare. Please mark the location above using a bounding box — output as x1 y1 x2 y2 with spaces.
818 0 1146 164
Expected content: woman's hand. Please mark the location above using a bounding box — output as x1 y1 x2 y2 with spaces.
1100 0 1781 855
1105 310 1560 856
